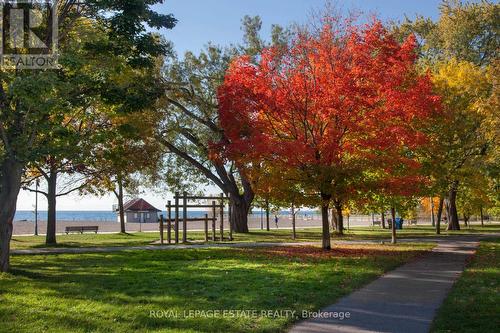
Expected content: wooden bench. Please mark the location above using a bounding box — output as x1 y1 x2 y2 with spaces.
408 219 417 225
372 220 381 227
65 226 99 234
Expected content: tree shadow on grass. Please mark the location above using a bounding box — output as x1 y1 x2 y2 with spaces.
5 247 422 332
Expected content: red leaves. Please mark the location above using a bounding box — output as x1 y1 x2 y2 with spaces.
216 18 441 198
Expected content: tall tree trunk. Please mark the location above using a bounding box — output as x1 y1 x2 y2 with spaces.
480 206 484 227
331 207 338 231
334 200 343 236
436 197 444 235
265 198 270 231
0 158 23 272
291 204 296 240
117 176 126 233
320 193 331 250
447 182 460 231
430 197 435 227
45 170 57 245
229 194 251 233
381 212 386 229
391 206 397 244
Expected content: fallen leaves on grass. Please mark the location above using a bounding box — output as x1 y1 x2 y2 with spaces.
242 245 428 262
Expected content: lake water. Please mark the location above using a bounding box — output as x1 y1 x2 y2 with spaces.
14 210 320 222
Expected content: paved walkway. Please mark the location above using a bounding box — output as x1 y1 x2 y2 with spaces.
289 236 491 333
11 234 496 256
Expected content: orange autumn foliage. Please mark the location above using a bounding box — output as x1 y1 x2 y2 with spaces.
217 20 439 195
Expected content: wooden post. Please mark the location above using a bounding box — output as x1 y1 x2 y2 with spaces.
204 214 209 242
167 200 172 244
159 214 164 245
174 192 179 244
183 191 188 243
212 201 216 241
228 194 233 241
220 193 224 241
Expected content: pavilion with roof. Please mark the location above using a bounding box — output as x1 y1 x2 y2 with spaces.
117 198 161 223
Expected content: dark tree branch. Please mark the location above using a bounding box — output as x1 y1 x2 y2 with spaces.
166 98 221 133
23 187 48 197
158 135 226 190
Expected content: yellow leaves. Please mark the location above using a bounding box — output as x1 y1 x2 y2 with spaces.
420 197 440 214
25 168 43 179
432 59 489 97
432 59 494 125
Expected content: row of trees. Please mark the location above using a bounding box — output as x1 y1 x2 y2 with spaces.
164 1 497 249
0 1 498 270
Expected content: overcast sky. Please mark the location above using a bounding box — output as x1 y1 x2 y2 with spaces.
17 0 446 211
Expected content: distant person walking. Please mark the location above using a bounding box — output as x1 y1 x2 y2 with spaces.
275 215 279 229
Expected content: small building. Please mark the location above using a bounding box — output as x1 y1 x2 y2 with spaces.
117 198 161 223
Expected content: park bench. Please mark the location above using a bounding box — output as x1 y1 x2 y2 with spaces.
408 219 417 225
372 220 381 227
65 226 99 234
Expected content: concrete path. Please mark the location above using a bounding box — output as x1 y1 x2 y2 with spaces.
289 237 486 333
11 234 497 256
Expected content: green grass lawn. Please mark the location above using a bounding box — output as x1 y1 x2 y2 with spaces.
1 243 431 333
431 238 500 332
10 224 500 250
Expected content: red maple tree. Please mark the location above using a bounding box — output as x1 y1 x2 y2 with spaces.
217 19 440 249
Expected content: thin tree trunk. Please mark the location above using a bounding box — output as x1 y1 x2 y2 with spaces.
265 198 270 231
291 204 296 240
436 197 444 235
117 176 126 233
320 193 331 250
430 197 435 227
331 207 338 232
391 206 397 244
45 170 57 245
334 200 343 236
480 206 484 227
447 182 460 231
463 214 469 227
381 212 386 229
0 158 23 272
444 199 450 225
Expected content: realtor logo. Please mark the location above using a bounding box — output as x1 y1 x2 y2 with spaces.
0 0 58 69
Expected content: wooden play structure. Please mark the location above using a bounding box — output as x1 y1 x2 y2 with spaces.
159 192 232 244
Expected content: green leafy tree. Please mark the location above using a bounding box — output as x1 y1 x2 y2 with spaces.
0 1 176 272
158 16 289 233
